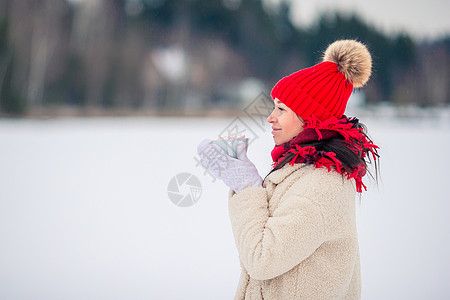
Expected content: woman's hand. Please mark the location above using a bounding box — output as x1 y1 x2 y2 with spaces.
197 139 263 193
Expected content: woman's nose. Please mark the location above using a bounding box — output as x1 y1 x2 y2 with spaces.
267 111 276 124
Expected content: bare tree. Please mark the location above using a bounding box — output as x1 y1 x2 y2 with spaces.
70 0 122 106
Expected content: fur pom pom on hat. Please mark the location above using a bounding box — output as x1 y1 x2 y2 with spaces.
323 40 372 88
271 40 372 121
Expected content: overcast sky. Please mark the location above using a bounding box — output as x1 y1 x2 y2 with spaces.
282 0 450 40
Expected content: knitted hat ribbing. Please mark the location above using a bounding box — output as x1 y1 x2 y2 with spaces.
270 40 372 121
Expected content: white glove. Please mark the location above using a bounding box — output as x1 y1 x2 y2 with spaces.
197 139 263 193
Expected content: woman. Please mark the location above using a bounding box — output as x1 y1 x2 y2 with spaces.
198 40 379 299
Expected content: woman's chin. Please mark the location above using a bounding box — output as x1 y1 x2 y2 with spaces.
273 137 282 146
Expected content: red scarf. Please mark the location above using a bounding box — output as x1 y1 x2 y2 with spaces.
271 115 379 193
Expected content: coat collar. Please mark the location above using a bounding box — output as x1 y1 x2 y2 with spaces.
264 163 306 185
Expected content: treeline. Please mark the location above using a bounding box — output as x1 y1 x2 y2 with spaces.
0 0 449 116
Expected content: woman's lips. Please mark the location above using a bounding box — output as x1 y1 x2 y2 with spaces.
271 128 281 135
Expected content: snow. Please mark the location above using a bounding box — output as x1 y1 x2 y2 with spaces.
0 116 449 300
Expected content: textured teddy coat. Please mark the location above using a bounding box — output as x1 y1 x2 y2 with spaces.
228 163 360 300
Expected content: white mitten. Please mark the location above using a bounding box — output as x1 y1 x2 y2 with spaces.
197 138 263 193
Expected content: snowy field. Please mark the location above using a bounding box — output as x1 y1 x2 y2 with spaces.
1 115 450 300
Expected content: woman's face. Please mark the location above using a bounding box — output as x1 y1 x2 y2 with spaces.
267 98 305 145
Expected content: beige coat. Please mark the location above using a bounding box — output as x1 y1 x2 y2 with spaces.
228 163 361 300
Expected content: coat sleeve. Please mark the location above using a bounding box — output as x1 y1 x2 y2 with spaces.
228 185 326 281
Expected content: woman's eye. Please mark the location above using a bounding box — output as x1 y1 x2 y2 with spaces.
278 107 284 111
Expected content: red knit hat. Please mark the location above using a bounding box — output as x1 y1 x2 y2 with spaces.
271 40 372 121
